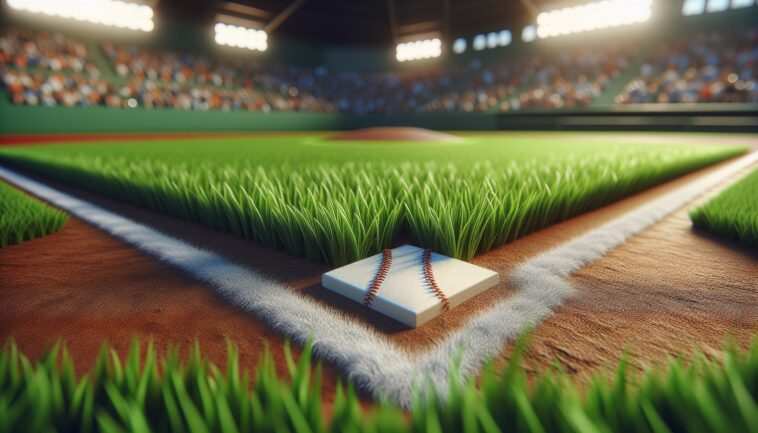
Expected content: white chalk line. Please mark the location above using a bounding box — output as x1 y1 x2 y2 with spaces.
1 152 755 407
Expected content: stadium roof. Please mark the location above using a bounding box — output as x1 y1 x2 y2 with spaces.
160 0 550 45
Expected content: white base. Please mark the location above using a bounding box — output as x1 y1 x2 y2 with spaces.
322 245 499 327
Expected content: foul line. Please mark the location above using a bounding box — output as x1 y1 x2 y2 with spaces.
1 152 755 407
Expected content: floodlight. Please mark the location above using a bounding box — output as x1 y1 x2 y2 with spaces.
731 0 755 8
395 38 441 62
486 32 498 48
473 34 486 50
213 22 267 51
536 0 653 39
452 38 466 54
498 30 512 47
682 0 707 14
521 25 536 42
5 0 154 32
706 0 730 11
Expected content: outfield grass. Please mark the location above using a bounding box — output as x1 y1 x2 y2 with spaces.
690 168 758 249
0 135 745 265
0 180 68 248
1 337 756 433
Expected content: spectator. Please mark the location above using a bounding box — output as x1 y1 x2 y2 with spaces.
2 25 754 113
616 28 758 104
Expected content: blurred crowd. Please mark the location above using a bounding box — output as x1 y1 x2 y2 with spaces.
1 26 755 112
101 43 337 112
97 42 630 114
616 28 758 104
0 28 116 107
296 48 629 114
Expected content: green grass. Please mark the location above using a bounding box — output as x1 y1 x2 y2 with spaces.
690 168 758 249
0 134 745 265
0 180 68 248
1 337 756 433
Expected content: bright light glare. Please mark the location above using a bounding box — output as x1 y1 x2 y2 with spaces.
682 0 706 15
6 0 154 32
214 22 268 52
522 25 537 42
498 30 512 47
536 0 653 39
706 0 729 11
395 38 441 62
486 32 498 48
473 34 486 50
730 0 755 8
452 38 466 54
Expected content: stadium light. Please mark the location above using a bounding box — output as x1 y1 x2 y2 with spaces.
730 0 755 8
536 0 652 39
214 22 267 51
5 0 154 32
685 0 756 15
486 32 498 48
465 29 512 53
395 38 442 62
706 0 730 11
521 25 537 42
498 30 512 47
452 38 466 54
682 0 706 15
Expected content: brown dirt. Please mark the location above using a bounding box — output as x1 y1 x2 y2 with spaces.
1 152 756 395
329 127 462 142
511 166 757 382
0 208 348 406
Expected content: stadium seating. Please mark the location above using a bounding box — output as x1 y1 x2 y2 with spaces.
616 28 758 104
1 26 755 112
0 28 113 107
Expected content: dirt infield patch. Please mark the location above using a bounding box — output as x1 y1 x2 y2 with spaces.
0 216 360 413
513 167 757 382
1 154 755 393
329 127 462 142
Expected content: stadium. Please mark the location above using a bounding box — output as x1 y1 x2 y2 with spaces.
0 0 756 431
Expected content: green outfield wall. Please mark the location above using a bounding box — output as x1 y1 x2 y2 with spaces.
3 101 756 134
0 98 500 133
0 103 348 133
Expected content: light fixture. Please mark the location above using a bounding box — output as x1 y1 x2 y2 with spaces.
682 0 707 15
214 22 267 51
536 0 652 39
486 32 498 48
395 38 442 62
473 34 486 50
706 0 730 11
522 25 536 42
452 38 466 54
730 0 755 8
498 30 512 47
6 0 154 32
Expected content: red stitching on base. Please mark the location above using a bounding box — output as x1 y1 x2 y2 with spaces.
364 249 392 306
423 249 450 310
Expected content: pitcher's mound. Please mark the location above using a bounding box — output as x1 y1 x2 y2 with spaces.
330 127 461 142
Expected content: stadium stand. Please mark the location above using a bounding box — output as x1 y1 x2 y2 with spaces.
0 28 113 107
616 28 758 104
100 42 632 114
1 25 756 113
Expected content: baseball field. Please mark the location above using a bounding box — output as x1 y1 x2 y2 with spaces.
1 131 756 432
